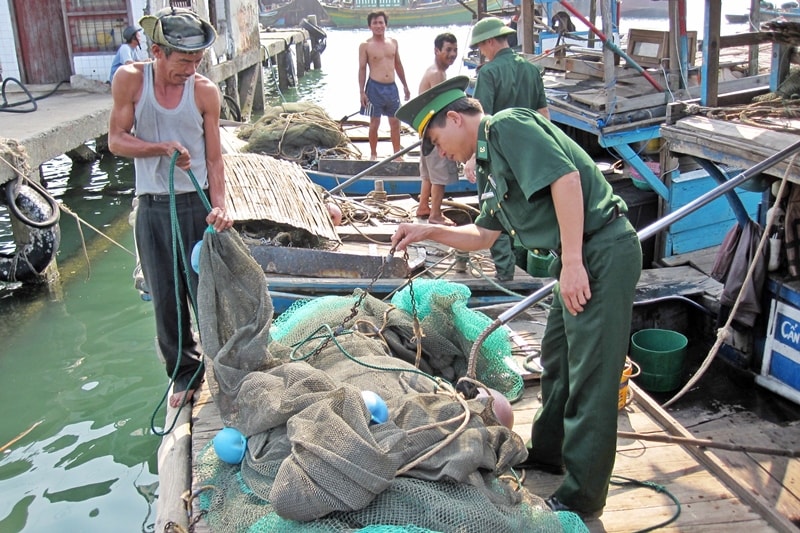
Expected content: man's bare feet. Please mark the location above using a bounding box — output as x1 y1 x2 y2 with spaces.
394 156 405 162
428 215 455 226
415 208 430 218
369 153 378 161
169 388 196 408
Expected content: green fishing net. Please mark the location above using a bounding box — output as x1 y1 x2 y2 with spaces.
195 229 588 533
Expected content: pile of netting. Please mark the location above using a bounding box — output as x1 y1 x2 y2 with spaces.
194 229 588 533
237 102 360 167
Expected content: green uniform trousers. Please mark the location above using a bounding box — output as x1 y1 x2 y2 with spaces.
490 230 517 279
530 215 641 514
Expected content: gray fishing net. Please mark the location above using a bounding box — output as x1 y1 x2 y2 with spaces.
237 102 359 166
195 229 588 532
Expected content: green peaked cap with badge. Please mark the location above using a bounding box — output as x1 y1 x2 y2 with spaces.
395 75 470 155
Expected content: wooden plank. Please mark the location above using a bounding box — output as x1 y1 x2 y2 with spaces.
661 116 800 183
156 389 192 531
631 381 799 532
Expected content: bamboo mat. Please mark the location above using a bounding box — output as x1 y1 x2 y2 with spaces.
223 153 339 243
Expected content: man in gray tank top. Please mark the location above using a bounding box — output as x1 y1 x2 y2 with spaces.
108 7 233 408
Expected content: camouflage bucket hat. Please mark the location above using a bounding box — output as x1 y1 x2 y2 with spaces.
140 7 216 52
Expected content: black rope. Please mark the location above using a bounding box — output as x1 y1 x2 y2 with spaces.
609 475 681 531
0 78 69 113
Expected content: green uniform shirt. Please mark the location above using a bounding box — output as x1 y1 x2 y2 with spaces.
474 108 627 251
472 48 547 114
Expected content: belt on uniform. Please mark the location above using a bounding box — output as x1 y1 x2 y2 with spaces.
552 205 626 256
583 204 625 243
141 191 208 203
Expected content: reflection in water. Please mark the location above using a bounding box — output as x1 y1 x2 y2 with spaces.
0 151 164 531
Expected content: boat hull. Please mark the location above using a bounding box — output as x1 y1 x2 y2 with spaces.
322 0 485 28
306 169 476 196
760 7 800 21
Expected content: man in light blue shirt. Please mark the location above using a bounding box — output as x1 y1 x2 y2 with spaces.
108 26 148 83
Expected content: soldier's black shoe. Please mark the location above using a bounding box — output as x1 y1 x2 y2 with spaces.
514 453 566 475
545 496 603 521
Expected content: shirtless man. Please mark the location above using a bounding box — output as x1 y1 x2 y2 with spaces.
415 32 460 225
108 8 233 408
358 11 411 160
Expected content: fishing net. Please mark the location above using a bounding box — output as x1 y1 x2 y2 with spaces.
238 102 359 167
195 229 588 533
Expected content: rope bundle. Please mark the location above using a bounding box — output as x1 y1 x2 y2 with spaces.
238 102 360 167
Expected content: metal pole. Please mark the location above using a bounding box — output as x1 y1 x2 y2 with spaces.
496 138 800 326
327 140 422 195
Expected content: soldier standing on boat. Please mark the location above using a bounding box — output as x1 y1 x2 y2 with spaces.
391 76 642 520
358 11 411 160
466 16 550 282
415 32 460 226
108 7 234 408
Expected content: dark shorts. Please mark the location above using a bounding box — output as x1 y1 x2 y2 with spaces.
362 79 401 118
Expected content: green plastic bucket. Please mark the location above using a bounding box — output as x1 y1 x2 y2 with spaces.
630 329 688 392
527 250 555 278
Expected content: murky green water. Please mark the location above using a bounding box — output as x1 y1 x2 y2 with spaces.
0 9 750 529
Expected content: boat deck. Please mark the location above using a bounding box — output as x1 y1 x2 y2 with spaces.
172 285 800 532
150 243 800 531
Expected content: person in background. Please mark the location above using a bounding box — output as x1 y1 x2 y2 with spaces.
391 76 642 521
108 26 149 83
466 16 550 281
108 7 234 408
358 11 411 160
415 32 459 225
507 8 520 48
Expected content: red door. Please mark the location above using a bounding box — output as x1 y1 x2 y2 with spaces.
13 0 72 84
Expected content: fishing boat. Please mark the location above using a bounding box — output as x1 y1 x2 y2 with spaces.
759 1 800 22
219 149 537 316
320 0 506 28
259 0 332 27
725 13 751 24
616 0 669 18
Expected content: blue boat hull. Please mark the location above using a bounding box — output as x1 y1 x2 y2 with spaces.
305 169 477 196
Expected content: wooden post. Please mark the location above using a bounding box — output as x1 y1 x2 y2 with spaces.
238 63 262 122
749 0 760 76
701 0 721 107
520 0 534 55
276 50 288 91
154 389 193 532
295 41 306 79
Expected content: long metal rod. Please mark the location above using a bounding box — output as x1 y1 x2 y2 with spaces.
496 138 800 326
617 430 800 457
327 140 422 195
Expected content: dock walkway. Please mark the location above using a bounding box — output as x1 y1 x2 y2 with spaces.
0 85 112 185
0 26 316 186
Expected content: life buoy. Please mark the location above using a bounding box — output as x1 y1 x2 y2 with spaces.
0 182 60 282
